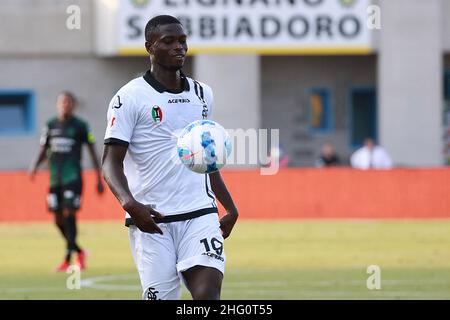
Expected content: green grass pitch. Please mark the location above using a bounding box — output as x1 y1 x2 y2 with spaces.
1 220 450 299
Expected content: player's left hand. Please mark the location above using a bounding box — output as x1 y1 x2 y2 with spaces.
97 179 104 194
219 209 238 239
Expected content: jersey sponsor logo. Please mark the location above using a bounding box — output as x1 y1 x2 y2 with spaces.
168 98 190 104
50 137 75 153
49 128 63 136
151 106 163 123
201 251 225 262
202 104 208 119
193 80 208 119
112 95 123 109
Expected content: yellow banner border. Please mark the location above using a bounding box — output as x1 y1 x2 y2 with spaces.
118 46 373 56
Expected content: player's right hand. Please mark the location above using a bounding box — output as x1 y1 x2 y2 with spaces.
123 200 164 235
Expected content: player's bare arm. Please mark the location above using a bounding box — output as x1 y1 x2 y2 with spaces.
87 143 105 194
29 145 47 181
209 171 238 239
101 144 164 234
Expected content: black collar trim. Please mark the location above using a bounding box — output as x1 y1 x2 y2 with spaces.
143 70 190 94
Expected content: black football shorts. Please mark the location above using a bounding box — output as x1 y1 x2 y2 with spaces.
47 180 83 212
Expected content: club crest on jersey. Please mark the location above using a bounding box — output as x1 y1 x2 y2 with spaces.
151 106 163 123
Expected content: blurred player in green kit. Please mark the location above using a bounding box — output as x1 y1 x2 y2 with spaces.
29 91 104 272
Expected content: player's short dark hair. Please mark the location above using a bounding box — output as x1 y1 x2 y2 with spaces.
59 91 77 105
145 15 181 41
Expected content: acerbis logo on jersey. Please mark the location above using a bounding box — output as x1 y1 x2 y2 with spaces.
202 251 225 262
168 98 190 104
151 106 163 123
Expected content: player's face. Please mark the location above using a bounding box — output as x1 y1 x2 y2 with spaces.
322 143 333 156
57 94 75 118
147 23 188 71
364 138 375 149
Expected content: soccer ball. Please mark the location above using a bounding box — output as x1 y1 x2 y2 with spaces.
177 120 232 174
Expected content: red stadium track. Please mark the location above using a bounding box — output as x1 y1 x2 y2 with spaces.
0 168 449 223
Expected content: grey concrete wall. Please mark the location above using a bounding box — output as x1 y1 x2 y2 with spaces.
0 57 193 170
261 55 376 167
95 0 119 56
443 0 450 52
378 0 443 167
0 0 93 56
194 55 261 131
194 55 261 168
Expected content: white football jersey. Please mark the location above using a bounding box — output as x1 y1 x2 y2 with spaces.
104 71 217 219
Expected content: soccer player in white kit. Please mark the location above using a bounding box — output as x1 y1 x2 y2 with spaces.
101 15 239 300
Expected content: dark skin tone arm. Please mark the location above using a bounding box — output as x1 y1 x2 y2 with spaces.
209 171 239 239
101 144 164 234
87 143 104 194
29 146 48 180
